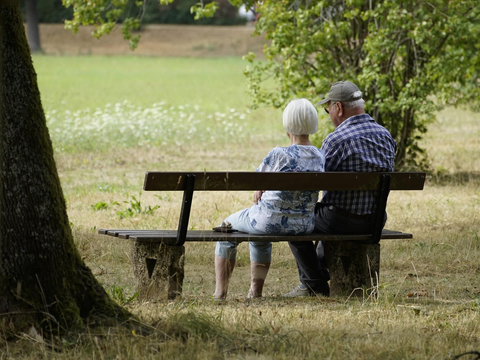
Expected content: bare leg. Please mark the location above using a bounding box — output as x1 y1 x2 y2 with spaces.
247 262 271 298
213 255 236 299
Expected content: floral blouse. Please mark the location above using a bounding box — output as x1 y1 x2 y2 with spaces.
248 145 325 234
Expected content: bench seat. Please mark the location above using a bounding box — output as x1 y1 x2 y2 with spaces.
98 228 412 243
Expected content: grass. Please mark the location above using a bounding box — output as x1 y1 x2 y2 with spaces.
33 56 263 112
34 55 287 154
46 101 258 152
2 54 480 359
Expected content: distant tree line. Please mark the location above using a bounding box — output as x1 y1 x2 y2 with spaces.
23 0 246 25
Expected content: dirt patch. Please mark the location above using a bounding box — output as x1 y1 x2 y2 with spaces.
39 24 266 58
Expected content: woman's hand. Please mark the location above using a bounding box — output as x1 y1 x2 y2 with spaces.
254 190 265 204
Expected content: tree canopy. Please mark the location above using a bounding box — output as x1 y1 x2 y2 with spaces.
244 0 480 169
64 0 480 169
25 0 244 25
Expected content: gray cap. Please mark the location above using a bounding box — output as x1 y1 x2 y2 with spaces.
316 81 363 105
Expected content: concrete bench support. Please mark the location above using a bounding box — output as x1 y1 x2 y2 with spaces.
324 241 380 297
131 242 185 300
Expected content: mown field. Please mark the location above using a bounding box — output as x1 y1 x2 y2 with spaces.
2 54 479 359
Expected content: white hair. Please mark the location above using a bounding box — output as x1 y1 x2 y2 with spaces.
282 98 318 135
343 98 365 110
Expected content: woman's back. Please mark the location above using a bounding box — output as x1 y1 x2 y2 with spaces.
248 145 325 234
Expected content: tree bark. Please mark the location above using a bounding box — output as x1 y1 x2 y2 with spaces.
0 3 130 333
25 0 41 53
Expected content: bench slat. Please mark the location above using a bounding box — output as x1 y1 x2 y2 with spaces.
143 172 426 192
98 229 412 243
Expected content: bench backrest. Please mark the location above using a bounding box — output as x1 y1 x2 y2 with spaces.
144 172 426 191
143 171 426 246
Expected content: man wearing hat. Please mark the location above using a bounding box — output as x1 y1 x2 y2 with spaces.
284 81 397 297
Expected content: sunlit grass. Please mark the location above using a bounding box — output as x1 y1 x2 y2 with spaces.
47 101 257 152
33 55 259 113
424 106 480 173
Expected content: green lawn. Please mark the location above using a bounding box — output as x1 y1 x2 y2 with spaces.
33 55 289 153
34 55 255 112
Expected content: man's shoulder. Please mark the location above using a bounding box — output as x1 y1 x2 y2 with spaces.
323 116 366 143
323 114 396 151
337 115 393 137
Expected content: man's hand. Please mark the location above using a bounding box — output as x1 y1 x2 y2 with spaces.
253 190 265 204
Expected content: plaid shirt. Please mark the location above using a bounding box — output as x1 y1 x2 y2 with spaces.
320 114 397 215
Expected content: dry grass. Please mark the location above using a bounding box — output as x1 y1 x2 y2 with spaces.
2 111 478 358
11 106 474 359
38 24 266 58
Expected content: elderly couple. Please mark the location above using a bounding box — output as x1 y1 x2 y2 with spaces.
213 81 397 300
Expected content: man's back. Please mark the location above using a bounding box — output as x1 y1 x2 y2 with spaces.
320 113 396 215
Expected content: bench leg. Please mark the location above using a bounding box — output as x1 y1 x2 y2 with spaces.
131 242 185 300
323 242 380 298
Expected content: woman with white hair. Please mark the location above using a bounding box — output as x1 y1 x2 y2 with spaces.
214 98 325 300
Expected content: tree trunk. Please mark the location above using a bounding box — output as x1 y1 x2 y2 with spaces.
25 0 41 53
0 2 130 333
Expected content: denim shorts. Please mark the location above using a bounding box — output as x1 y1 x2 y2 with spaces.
214 208 272 263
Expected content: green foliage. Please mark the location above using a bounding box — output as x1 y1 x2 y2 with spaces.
108 285 138 305
190 1 219 20
62 0 148 49
242 0 480 169
310 116 335 150
62 0 245 49
139 0 245 25
91 201 108 211
31 0 244 25
116 195 160 219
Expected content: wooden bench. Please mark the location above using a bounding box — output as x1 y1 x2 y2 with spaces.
99 171 426 299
